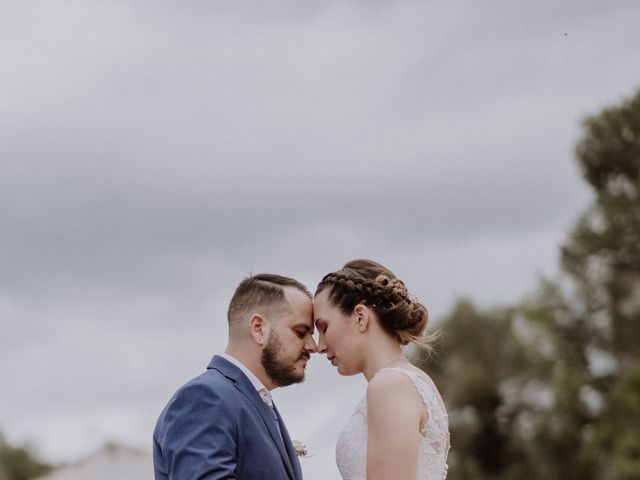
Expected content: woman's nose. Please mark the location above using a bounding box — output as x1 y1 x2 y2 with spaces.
317 337 327 354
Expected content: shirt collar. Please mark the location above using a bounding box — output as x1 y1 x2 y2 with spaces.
219 352 270 397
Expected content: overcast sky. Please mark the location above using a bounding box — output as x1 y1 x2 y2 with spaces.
1 1 639 479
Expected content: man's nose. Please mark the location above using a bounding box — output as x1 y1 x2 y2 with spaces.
306 335 318 353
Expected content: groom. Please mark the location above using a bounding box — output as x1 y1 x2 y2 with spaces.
153 273 317 480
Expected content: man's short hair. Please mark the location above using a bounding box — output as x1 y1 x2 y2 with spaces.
227 273 311 334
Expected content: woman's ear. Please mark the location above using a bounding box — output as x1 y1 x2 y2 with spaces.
249 314 267 345
353 304 370 332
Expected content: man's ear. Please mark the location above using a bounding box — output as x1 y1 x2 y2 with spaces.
249 314 268 345
353 304 370 332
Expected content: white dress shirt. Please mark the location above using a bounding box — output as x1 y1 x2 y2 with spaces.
219 352 274 407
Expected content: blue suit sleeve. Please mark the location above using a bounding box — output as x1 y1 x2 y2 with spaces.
156 383 237 480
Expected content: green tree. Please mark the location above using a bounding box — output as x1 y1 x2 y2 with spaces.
418 87 640 480
518 281 602 480
557 87 640 479
0 433 52 480
563 87 640 372
417 300 550 480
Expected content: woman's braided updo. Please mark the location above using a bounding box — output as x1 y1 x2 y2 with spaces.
316 259 431 347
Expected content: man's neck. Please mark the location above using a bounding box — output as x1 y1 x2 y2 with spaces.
224 346 276 390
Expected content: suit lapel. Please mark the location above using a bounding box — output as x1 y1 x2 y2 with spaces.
273 403 303 480
209 356 296 480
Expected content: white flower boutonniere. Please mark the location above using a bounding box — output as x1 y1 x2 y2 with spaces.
293 440 312 458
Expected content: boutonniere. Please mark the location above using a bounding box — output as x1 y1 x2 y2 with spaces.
293 440 311 458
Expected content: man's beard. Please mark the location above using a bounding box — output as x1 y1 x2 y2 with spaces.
261 332 308 387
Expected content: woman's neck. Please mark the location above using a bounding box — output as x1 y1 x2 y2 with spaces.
361 341 409 381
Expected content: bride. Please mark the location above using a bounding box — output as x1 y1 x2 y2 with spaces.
313 259 449 480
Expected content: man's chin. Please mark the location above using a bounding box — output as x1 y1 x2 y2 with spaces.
274 376 304 388
293 368 307 384
268 366 305 387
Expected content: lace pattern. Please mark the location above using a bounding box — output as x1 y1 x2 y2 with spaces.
336 367 450 480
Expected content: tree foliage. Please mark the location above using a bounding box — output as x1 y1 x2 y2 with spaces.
547 87 640 479
420 301 550 480
0 434 52 480
418 87 640 480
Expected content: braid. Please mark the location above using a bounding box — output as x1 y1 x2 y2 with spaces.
318 267 423 331
318 271 411 307
315 259 434 349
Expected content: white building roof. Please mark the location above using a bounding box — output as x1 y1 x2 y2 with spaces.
38 443 152 480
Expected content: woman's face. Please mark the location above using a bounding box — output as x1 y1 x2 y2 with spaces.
313 289 363 376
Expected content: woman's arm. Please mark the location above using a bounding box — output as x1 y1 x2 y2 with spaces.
366 370 426 480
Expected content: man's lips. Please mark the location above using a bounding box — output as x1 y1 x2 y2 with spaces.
299 353 310 362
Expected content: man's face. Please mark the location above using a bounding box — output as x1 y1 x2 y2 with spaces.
261 287 317 387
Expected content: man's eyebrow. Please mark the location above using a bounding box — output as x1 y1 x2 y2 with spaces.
294 323 313 333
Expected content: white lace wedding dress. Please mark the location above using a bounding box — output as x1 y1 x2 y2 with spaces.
336 367 450 480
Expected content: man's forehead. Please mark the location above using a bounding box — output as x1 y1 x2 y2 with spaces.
283 285 312 302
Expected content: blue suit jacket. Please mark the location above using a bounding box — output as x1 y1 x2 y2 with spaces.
153 355 303 480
